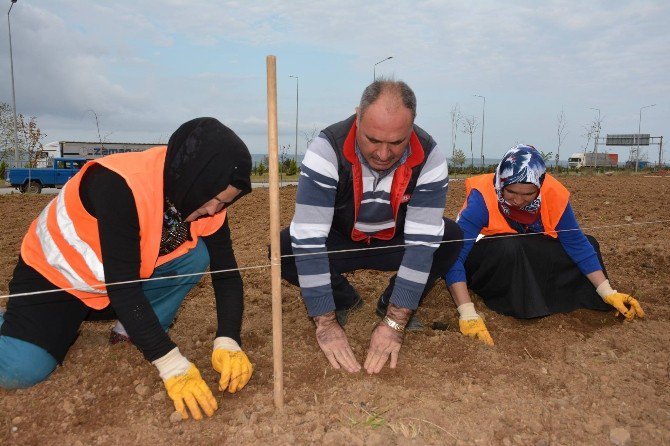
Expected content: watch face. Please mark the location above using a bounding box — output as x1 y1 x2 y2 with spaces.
383 316 405 332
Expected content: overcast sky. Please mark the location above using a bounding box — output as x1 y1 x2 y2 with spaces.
1 1 668 163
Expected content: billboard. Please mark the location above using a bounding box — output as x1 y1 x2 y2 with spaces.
606 134 650 146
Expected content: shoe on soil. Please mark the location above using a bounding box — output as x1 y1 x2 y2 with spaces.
335 295 364 327
109 330 132 345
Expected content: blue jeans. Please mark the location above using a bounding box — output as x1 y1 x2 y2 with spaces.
0 239 209 389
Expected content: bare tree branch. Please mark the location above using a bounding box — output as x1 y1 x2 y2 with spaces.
461 115 479 167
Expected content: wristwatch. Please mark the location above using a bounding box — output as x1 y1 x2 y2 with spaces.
382 316 405 333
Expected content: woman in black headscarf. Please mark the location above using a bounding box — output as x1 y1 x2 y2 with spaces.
0 117 253 421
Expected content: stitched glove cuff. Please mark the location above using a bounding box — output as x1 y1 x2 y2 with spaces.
457 302 480 321
596 279 616 299
213 336 241 352
152 347 191 380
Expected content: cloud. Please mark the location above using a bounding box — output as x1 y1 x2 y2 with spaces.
0 0 667 158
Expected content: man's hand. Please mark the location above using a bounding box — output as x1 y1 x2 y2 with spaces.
603 293 645 321
211 337 253 393
364 304 411 374
163 363 218 421
314 312 361 373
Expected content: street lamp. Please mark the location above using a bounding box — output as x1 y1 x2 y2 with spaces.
7 0 19 168
474 94 485 168
589 107 600 168
373 56 393 81
635 104 656 172
289 75 299 163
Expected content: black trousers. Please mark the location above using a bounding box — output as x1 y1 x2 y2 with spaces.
279 218 463 310
465 234 611 318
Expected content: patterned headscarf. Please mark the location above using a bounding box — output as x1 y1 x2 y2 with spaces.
494 144 546 215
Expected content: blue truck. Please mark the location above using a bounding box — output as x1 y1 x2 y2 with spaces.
6 158 88 194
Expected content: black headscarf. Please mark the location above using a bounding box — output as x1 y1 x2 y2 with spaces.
164 117 252 217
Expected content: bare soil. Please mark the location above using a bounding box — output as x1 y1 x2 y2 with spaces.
1 173 669 445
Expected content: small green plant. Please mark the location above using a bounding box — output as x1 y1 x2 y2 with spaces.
347 403 389 430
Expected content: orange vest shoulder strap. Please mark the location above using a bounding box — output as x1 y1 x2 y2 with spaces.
537 174 570 237
463 173 516 235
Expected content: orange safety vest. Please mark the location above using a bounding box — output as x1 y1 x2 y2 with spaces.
461 173 569 239
20 146 226 309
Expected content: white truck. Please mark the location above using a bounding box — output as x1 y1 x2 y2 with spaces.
39 141 158 166
567 152 618 169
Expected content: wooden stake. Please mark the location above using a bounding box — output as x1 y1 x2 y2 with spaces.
266 55 284 409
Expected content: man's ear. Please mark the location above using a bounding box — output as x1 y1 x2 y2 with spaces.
355 106 360 125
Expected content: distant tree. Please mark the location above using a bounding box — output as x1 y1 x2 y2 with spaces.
450 104 461 156
280 143 292 175
581 114 604 167
256 160 266 176
0 102 48 167
452 148 466 168
556 109 568 168
285 158 299 176
582 115 603 152
302 125 319 150
462 115 479 168
86 109 114 145
20 116 47 167
540 150 553 163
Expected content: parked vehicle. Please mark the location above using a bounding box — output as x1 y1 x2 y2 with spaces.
40 141 157 165
6 157 87 194
567 152 618 169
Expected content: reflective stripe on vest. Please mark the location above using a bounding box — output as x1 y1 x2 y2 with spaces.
21 146 226 309
34 191 106 295
461 173 569 239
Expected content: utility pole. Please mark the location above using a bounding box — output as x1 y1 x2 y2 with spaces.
289 75 299 163
373 56 393 81
8 0 20 168
636 104 656 172
474 95 486 168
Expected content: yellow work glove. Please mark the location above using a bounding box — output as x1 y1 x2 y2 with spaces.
597 280 645 321
211 337 253 393
153 348 218 420
457 302 494 346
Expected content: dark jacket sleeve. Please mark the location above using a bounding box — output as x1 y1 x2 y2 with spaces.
80 164 176 362
202 217 244 345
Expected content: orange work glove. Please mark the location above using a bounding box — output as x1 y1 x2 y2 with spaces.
597 280 645 321
457 302 494 346
154 348 218 420
211 337 253 393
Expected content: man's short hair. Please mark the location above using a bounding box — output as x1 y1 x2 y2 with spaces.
358 78 417 121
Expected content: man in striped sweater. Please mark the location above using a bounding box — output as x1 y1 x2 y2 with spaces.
280 79 462 374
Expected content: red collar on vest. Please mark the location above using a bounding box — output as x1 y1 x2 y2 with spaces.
342 119 425 168
342 120 425 243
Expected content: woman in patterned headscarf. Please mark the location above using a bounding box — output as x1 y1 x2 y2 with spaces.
0 118 254 421
444 145 644 346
